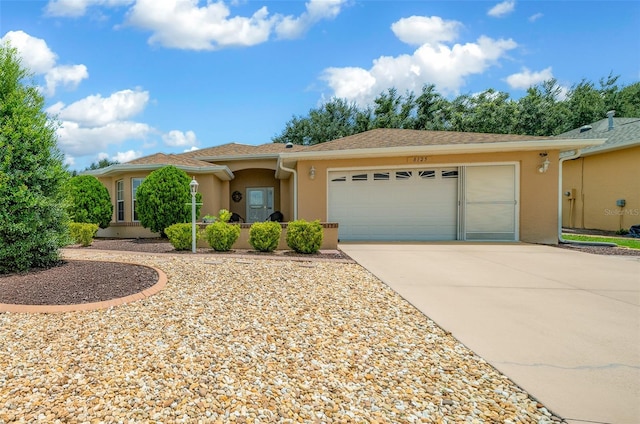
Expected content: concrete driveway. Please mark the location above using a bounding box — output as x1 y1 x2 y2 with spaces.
339 243 640 424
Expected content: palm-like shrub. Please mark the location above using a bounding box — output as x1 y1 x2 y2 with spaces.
249 221 282 252
136 166 202 236
66 175 112 228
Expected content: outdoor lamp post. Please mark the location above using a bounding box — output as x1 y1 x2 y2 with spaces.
189 177 199 253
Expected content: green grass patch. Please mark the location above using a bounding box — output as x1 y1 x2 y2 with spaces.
562 234 640 250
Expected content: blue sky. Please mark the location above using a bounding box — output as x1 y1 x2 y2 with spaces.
2 0 639 170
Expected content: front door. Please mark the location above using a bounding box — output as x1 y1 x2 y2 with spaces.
246 187 274 223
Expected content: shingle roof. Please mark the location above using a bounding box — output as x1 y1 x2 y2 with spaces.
303 128 553 152
180 142 306 159
555 117 640 155
127 153 219 168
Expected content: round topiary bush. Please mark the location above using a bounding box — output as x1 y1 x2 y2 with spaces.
249 221 282 252
165 223 201 251
66 175 113 229
205 222 240 252
286 219 323 254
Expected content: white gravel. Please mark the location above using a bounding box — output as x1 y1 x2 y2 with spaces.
0 251 563 423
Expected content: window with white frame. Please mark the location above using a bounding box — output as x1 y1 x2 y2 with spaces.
116 180 124 222
132 178 144 221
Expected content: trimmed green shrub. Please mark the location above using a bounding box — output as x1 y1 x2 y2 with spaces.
66 175 113 228
69 222 99 247
205 222 240 252
0 44 70 273
249 221 282 252
135 166 202 236
165 223 200 251
286 219 323 254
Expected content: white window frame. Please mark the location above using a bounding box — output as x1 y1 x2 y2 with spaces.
132 178 144 222
116 180 124 222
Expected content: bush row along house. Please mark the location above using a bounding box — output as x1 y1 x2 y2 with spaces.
85 127 607 244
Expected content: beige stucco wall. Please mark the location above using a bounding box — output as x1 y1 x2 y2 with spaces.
296 151 560 244
562 146 640 231
229 169 281 221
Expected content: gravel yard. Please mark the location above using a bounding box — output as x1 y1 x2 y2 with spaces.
0 249 564 423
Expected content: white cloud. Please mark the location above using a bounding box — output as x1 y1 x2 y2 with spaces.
47 89 153 159
321 17 517 105
56 120 152 156
52 89 149 127
391 16 461 46
488 0 515 18
0 30 88 96
528 13 543 22
184 146 200 152
44 0 348 51
1 30 57 73
275 0 346 39
43 64 89 96
112 150 143 163
45 0 134 17
124 0 275 50
162 130 198 147
505 67 553 89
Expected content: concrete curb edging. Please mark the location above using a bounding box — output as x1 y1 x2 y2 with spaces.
0 262 167 314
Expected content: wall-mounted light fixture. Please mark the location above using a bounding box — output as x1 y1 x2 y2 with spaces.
538 153 550 173
309 166 316 180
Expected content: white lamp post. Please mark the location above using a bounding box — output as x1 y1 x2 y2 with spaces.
189 177 199 253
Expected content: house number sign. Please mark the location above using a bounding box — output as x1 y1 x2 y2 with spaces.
409 156 428 163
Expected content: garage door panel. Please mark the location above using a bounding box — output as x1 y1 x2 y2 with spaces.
329 168 458 241
463 165 517 241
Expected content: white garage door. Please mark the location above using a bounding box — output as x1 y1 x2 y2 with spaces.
328 168 459 241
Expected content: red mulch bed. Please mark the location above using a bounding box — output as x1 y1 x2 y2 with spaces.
0 260 158 306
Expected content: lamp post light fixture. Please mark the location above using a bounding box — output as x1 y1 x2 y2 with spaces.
189 177 199 253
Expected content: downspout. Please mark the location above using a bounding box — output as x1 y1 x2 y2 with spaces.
558 150 616 247
278 160 298 220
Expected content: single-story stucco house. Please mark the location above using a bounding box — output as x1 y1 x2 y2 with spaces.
558 112 640 232
85 128 603 245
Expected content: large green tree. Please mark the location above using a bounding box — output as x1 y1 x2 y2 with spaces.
273 75 640 144
136 166 202 236
0 43 69 273
66 175 113 229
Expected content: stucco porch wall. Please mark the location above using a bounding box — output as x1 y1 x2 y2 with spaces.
294 151 560 245
97 222 339 250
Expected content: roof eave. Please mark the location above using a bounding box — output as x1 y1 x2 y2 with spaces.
81 163 234 180
278 139 607 161
187 153 281 162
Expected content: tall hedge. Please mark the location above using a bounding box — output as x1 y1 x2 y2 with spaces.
135 165 202 236
66 175 113 228
0 43 70 273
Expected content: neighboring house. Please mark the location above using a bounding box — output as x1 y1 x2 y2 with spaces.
85 128 602 244
557 113 640 232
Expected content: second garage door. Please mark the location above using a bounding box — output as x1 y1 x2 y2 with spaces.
328 168 459 241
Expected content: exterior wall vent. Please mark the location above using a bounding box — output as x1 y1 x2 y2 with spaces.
579 125 592 133
607 110 615 131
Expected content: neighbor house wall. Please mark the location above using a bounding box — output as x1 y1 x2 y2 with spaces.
562 146 640 231
296 151 560 244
